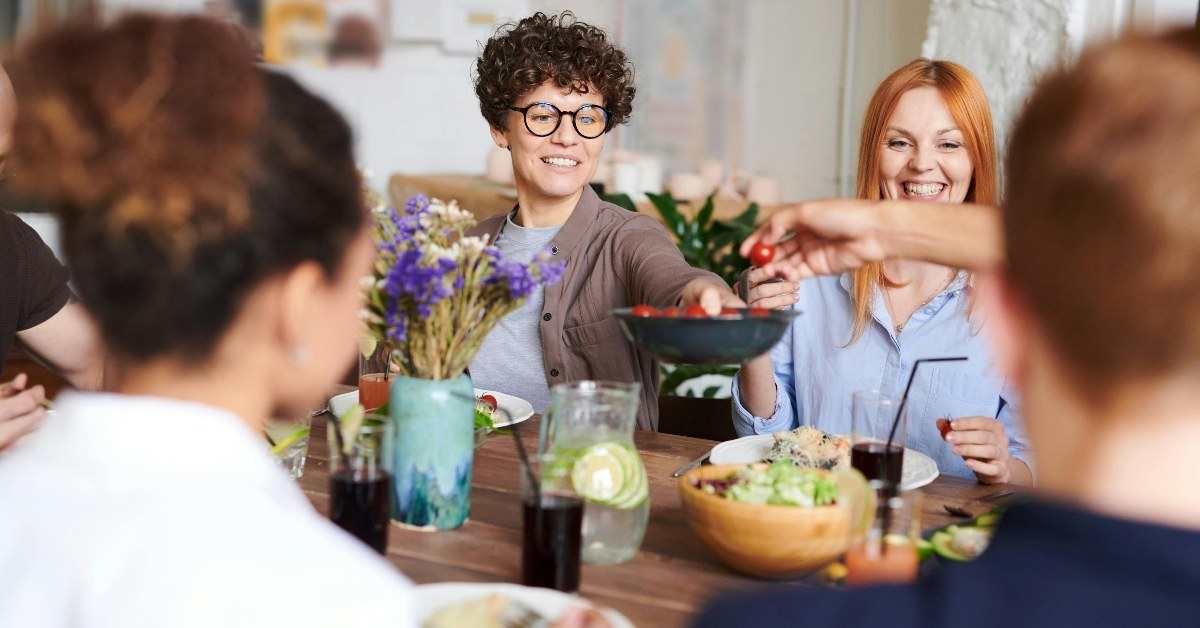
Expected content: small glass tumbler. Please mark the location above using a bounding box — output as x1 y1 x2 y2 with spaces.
264 414 312 479
850 389 908 488
520 453 584 593
358 341 394 411
845 481 923 587
329 414 395 554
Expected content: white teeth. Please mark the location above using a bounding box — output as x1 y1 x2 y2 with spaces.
904 182 945 196
543 157 579 167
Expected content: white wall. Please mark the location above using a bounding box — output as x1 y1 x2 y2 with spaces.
923 0 1198 160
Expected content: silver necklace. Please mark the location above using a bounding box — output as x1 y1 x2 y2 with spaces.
883 268 957 335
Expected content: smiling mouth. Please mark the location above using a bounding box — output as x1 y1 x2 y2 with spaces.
903 182 945 197
542 157 579 168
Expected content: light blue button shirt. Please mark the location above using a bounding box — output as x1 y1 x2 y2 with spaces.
731 271 1033 480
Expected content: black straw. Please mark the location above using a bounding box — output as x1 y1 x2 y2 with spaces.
878 356 967 555
883 356 968 460
509 417 540 505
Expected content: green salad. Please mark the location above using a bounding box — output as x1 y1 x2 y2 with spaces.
698 461 838 507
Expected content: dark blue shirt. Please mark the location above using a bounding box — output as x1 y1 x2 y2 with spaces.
694 499 1200 627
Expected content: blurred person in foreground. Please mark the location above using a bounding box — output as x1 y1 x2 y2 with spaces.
0 14 413 626
736 59 1031 485
0 64 103 450
466 12 740 429
698 27 1200 626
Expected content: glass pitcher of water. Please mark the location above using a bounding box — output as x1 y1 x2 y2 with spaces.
541 381 648 565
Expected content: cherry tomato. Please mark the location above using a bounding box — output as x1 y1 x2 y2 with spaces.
683 304 708 318
631 304 659 317
937 418 953 439
748 307 771 317
479 394 498 410
720 307 741 316
661 306 682 317
747 242 776 267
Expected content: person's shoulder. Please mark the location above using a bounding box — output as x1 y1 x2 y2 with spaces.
467 211 508 237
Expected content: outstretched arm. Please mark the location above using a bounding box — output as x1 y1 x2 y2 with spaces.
739 199 1004 280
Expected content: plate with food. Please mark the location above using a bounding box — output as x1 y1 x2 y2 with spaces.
417 582 632 628
327 389 534 427
709 426 939 490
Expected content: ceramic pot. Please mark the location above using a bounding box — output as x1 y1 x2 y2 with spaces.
389 373 474 530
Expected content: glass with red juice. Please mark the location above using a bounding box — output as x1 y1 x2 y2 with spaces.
358 342 394 410
328 415 394 554
850 389 907 488
519 453 583 593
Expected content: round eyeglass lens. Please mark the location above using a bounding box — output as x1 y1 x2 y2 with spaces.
572 105 608 138
524 103 562 136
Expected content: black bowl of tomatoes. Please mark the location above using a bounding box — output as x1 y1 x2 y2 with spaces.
613 305 801 365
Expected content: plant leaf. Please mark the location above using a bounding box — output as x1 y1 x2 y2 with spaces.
601 192 638 213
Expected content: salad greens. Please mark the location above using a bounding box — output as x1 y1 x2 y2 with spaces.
701 461 838 507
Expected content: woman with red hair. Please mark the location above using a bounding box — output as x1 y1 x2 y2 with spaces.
735 60 1032 485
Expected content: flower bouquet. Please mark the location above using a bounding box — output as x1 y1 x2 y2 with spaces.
361 193 564 529
361 193 564 377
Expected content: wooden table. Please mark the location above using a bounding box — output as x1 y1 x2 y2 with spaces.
300 411 1017 627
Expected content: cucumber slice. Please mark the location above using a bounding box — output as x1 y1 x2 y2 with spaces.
569 442 647 509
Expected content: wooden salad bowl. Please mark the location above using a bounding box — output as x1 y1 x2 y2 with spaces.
678 464 850 579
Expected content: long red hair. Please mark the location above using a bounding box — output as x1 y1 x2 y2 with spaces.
847 59 997 344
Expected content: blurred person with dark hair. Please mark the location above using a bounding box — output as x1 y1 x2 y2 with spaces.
0 13 412 626
698 27 1200 627
0 64 102 451
468 12 740 429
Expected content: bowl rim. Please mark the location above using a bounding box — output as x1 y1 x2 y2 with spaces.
677 463 844 513
612 306 802 321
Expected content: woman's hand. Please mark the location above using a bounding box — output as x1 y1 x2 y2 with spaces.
679 279 744 315
739 267 799 310
937 416 1031 485
0 374 48 451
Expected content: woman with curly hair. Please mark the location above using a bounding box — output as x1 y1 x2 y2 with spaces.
0 13 413 625
467 12 740 430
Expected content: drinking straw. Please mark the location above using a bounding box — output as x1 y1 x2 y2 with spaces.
878 356 967 554
328 412 345 459
509 414 540 505
883 356 968 466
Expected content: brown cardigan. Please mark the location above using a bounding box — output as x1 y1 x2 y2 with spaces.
467 186 727 430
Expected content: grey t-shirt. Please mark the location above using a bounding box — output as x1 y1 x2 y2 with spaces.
468 214 562 414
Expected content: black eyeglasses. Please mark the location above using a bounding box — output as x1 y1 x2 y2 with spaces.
509 102 612 139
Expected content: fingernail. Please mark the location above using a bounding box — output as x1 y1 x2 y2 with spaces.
952 446 961 455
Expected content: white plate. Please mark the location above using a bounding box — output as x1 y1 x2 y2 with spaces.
415 582 633 628
327 389 534 427
709 433 939 490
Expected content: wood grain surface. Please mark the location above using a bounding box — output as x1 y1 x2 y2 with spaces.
301 389 1019 627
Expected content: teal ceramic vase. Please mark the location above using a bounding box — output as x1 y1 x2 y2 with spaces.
389 373 474 530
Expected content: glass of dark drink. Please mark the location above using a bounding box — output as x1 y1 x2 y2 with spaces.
328 414 394 554
850 389 907 488
519 453 583 593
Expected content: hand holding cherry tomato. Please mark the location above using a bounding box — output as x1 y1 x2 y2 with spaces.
747 242 776 267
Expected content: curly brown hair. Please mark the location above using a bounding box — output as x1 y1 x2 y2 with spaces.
473 11 634 132
9 13 363 364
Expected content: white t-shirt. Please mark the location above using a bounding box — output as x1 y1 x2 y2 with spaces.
0 391 414 628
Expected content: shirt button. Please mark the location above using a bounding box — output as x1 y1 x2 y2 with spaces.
551 246 559 255
543 312 552 321
550 369 560 377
